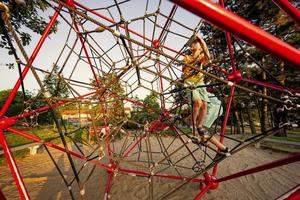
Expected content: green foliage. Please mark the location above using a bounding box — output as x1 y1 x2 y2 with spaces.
0 0 58 50
199 0 300 133
28 64 70 124
143 91 160 110
123 121 139 130
43 64 70 98
90 72 125 122
0 89 25 117
131 92 161 124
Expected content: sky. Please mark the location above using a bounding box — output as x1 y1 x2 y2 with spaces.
0 0 203 108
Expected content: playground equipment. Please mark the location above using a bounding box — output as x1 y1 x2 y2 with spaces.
0 0 299 199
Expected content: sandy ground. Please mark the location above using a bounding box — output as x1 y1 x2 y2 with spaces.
0 134 299 200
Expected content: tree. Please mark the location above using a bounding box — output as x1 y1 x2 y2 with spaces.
90 72 125 123
0 89 24 117
131 92 161 124
43 64 70 99
200 0 299 135
0 0 58 50
31 64 70 124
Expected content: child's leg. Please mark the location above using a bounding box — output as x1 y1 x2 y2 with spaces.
193 99 202 127
197 101 207 128
205 135 226 150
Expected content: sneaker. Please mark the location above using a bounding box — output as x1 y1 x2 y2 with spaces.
218 147 231 157
197 127 210 136
189 135 202 144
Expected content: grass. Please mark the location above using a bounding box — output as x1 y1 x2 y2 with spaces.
270 135 300 143
0 124 89 162
288 128 300 135
4 126 58 147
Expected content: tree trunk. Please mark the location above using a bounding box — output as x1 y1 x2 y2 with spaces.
260 71 268 133
275 62 287 137
240 110 245 134
246 106 256 135
234 110 242 134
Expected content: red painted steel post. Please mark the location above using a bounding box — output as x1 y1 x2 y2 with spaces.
157 62 166 112
0 130 30 200
215 152 300 183
6 127 111 170
194 185 211 200
71 19 101 88
118 167 204 183
104 172 114 200
0 5 63 118
73 0 181 55
218 0 237 72
0 188 6 200
272 0 300 26
212 85 235 176
276 185 300 200
121 133 147 158
170 0 300 69
67 1 113 162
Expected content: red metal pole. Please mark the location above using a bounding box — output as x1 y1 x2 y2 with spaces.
276 185 300 200
5 128 204 186
0 5 63 118
73 1 181 55
6 127 111 170
118 167 203 183
242 77 300 94
194 185 211 200
216 152 300 183
272 0 300 26
71 21 101 88
67 2 113 162
157 62 166 112
170 0 300 69
218 0 236 72
104 172 114 200
0 188 6 200
212 85 235 176
122 133 146 158
152 6 175 112
14 91 97 120
0 130 30 200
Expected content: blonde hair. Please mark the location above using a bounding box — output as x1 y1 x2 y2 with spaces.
195 35 211 61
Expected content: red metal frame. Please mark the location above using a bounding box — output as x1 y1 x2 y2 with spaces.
0 130 30 200
73 1 181 55
1 0 300 199
104 172 114 200
212 86 235 177
0 5 62 199
218 0 237 73
6 127 111 170
0 188 6 200
275 184 300 200
6 127 205 185
215 152 300 183
0 5 63 118
272 0 300 26
170 0 300 69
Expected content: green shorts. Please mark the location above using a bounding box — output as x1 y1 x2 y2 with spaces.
204 93 223 128
186 83 210 103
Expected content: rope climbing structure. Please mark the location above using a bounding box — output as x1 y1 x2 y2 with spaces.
0 0 300 199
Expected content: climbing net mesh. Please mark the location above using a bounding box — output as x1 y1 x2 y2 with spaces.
0 0 300 199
